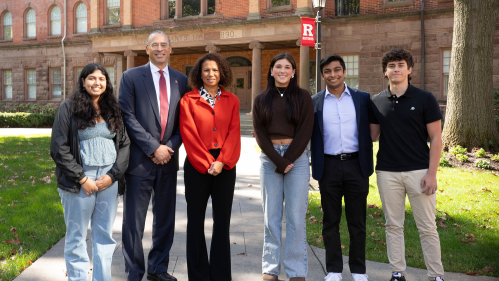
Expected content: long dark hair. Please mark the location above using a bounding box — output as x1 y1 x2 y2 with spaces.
255 53 302 126
70 63 123 133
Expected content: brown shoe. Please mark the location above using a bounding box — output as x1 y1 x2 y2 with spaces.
263 273 278 280
289 278 305 281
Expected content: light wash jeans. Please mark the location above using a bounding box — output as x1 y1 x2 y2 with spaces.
260 144 310 278
58 163 119 281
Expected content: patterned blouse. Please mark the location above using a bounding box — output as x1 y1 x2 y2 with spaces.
198 86 221 108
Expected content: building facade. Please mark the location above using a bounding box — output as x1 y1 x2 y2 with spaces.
0 0 497 113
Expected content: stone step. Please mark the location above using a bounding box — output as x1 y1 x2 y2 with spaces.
240 120 253 126
240 114 252 121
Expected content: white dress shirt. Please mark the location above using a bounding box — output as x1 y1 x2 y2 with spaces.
149 63 171 115
323 83 359 155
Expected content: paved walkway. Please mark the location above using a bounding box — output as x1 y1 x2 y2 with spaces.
5 129 498 281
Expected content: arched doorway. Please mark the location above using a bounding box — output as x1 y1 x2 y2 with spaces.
227 56 252 111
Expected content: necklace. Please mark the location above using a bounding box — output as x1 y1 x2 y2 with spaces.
276 87 286 97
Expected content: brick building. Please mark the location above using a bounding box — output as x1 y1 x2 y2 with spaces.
0 0 497 112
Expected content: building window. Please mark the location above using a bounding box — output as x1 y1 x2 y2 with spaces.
208 0 215 14
107 0 120 24
183 0 200 17
336 0 360 16
26 69 36 99
75 3 87 33
2 70 12 100
50 6 62 36
26 9 36 38
442 49 451 97
161 0 176 19
343 55 359 89
270 0 290 7
2 11 12 40
105 66 115 86
50 69 62 99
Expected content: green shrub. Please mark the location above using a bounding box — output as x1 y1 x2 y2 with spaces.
450 145 467 155
0 113 55 128
456 154 469 162
492 154 499 162
439 157 450 167
475 159 491 170
0 103 58 115
475 148 487 158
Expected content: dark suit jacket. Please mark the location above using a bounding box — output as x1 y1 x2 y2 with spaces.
119 62 188 176
310 87 374 181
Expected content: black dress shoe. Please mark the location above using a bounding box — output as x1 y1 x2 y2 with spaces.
147 272 177 281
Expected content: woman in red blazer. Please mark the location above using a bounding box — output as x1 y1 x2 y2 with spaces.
179 53 241 281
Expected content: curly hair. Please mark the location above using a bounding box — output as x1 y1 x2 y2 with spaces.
70 63 123 133
382 48 414 81
188 53 232 90
254 52 303 126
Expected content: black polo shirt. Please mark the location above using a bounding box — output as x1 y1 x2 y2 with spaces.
370 84 442 171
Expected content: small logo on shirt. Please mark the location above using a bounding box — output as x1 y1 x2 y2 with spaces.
410 107 415 110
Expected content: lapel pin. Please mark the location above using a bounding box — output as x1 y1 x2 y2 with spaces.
175 80 178 83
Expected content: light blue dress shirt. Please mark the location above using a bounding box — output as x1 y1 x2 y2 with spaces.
323 83 359 155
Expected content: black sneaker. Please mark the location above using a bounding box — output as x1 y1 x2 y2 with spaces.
389 272 406 281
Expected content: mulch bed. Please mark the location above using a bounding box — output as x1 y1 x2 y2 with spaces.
443 151 499 172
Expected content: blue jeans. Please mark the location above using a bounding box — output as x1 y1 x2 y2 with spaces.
260 144 310 278
58 163 119 281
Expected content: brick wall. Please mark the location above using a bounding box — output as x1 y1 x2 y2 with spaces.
0 0 91 45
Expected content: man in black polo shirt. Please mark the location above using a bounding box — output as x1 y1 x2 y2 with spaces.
369 49 444 281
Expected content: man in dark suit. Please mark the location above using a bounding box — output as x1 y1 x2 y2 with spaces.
310 55 374 281
119 30 188 281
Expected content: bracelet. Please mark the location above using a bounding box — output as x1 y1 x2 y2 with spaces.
80 176 88 185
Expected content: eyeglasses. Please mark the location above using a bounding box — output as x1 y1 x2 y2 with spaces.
148 43 169 50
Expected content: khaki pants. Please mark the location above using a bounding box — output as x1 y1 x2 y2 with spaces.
376 169 444 280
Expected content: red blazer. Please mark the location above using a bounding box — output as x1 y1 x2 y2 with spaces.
180 87 241 174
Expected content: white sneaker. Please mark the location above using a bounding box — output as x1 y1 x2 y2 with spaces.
324 272 342 281
434 277 444 281
352 273 369 281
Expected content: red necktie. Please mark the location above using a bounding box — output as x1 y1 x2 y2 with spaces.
158 70 169 142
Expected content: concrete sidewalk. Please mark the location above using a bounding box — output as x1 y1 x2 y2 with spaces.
9 131 499 281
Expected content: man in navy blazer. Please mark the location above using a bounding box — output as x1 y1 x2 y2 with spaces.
119 31 188 281
310 55 374 281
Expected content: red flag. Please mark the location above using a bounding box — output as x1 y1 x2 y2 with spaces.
301 17 316 47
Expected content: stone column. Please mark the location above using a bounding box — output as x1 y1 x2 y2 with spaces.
175 0 183 19
205 43 220 53
200 0 207 16
297 39 310 93
247 0 261 20
116 55 124 97
92 51 103 64
249 41 264 113
295 0 313 16
123 0 132 30
90 0 99 33
124 49 137 70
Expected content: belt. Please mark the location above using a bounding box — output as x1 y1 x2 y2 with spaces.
325 152 359 161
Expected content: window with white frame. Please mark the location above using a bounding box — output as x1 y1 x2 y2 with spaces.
3 12 12 39
343 55 359 89
442 50 451 96
51 69 62 99
105 66 115 85
76 3 87 33
3 70 12 99
107 0 120 24
26 9 36 37
51 6 61 36
26 69 36 99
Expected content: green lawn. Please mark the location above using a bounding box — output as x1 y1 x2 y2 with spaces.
307 143 499 277
0 135 65 280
